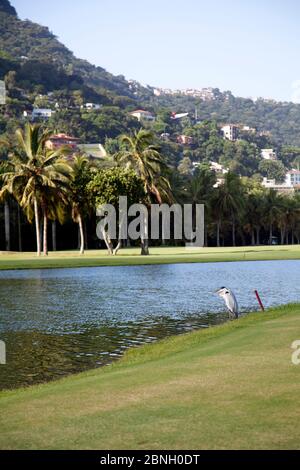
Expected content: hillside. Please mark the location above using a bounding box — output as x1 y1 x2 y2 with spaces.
1 0 300 153
152 90 300 147
0 0 148 100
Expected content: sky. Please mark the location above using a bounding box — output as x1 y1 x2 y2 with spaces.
12 0 300 102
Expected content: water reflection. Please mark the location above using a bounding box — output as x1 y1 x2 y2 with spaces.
0 260 300 390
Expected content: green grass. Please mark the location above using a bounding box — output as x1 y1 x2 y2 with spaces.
1 304 300 449
1 245 300 270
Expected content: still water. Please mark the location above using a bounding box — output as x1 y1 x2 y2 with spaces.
0 260 299 390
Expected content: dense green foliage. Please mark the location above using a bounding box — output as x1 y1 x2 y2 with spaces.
1 1 300 253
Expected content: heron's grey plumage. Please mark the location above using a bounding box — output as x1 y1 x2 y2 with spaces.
216 287 239 319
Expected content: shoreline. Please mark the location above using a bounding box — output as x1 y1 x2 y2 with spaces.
1 245 300 271
1 303 300 449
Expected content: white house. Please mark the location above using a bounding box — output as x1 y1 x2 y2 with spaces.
130 110 155 122
78 143 107 159
261 148 277 160
84 103 102 110
209 161 228 174
286 169 300 186
0 80 6 105
32 108 53 120
262 169 300 192
221 124 238 141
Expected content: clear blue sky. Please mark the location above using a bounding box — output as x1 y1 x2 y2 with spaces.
12 0 300 102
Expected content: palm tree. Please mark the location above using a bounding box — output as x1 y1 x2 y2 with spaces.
69 155 94 255
115 129 172 254
214 173 245 246
210 185 226 247
262 190 284 244
0 162 11 251
0 123 71 256
187 169 216 246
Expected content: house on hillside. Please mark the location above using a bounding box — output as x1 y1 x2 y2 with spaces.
261 149 277 160
83 103 102 111
46 133 80 152
129 109 155 122
177 135 193 145
32 108 53 120
221 124 239 141
209 161 228 174
262 169 300 193
0 80 6 105
78 143 107 159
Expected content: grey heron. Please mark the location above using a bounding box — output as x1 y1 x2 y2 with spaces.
216 287 239 319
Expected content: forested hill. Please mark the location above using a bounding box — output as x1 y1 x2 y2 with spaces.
0 0 148 100
1 0 300 147
152 90 300 147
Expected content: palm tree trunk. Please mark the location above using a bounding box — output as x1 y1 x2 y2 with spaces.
251 229 255 246
34 198 41 256
232 216 236 247
256 226 260 245
52 221 57 251
269 224 273 245
43 210 48 256
4 200 10 251
78 214 84 255
280 227 285 245
17 204 22 252
216 220 220 247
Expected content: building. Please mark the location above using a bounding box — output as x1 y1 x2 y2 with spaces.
209 161 228 174
78 143 107 159
286 169 300 186
171 112 189 120
46 133 80 152
83 103 102 111
262 170 300 193
241 125 256 133
261 149 277 160
130 110 155 122
177 135 193 145
160 133 170 141
221 124 239 141
32 108 53 120
0 80 6 105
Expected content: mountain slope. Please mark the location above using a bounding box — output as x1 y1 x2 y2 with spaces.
0 0 143 99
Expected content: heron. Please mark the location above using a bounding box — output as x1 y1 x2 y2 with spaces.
216 287 239 319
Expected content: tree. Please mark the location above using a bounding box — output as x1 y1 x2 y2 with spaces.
88 167 145 255
69 155 94 255
178 156 193 176
0 161 11 251
115 129 172 255
262 190 284 244
258 160 286 182
218 173 245 246
0 123 71 255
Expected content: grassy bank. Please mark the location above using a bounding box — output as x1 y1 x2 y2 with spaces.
1 245 300 270
1 304 300 449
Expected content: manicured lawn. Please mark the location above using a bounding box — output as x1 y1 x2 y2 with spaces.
1 245 300 270
1 304 300 449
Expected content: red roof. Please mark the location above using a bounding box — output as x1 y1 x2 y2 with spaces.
49 133 80 141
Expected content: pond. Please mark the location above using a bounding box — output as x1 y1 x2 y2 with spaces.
0 260 299 390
